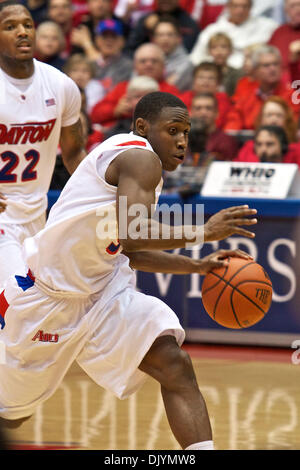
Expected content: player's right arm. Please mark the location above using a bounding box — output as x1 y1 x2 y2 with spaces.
110 149 257 252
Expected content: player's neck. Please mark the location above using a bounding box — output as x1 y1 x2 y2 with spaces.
0 57 34 80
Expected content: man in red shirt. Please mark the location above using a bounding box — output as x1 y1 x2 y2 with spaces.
269 0 300 82
90 42 181 129
235 125 300 167
187 92 239 163
181 62 232 129
224 45 299 131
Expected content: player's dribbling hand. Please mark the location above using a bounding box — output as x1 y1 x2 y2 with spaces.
204 205 257 242
0 193 7 213
196 249 253 275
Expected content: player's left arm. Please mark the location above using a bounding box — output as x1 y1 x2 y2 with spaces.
59 119 86 174
123 249 253 275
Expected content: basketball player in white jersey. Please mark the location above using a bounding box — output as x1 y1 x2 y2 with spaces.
0 92 257 450
0 1 86 286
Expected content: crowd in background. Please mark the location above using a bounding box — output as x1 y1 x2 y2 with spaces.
18 0 300 188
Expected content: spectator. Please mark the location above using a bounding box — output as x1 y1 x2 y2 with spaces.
235 125 300 166
47 0 74 57
151 15 194 91
180 0 226 30
125 0 200 56
255 96 298 142
64 54 105 114
114 0 155 27
187 92 239 165
181 62 233 129
35 21 66 71
269 0 300 81
224 45 299 131
90 43 182 129
70 19 132 96
105 75 159 137
207 32 243 96
75 0 129 47
189 0 278 69
24 0 49 25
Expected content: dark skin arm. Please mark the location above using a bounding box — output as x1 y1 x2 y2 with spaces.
106 147 258 254
123 249 253 275
59 119 86 174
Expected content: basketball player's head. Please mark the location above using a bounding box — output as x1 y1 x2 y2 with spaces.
0 1 35 68
133 91 190 171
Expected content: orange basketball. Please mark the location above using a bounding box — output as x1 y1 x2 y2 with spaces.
201 257 273 329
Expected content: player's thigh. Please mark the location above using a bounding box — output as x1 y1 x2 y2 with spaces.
77 288 185 399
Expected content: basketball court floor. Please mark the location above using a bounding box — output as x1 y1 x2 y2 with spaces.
6 343 300 451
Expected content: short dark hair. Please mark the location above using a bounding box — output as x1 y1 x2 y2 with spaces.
193 62 223 85
0 1 29 14
133 91 187 126
192 92 218 109
255 125 289 156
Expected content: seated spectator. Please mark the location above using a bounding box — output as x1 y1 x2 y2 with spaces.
288 39 300 83
151 15 194 91
70 19 133 96
235 125 300 166
180 0 226 30
114 0 155 27
207 32 243 96
189 0 278 69
74 0 129 49
269 0 300 82
186 92 239 165
225 45 299 131
47 0 74 58
231 43 262 99
64 54 105 114
35 21 67 71
105 75 160 138
24 0 49 25
255 96 298 142
181 62 233 129
125 0 200 56
90 43 182 128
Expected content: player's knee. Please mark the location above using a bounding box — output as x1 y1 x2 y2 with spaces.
141 336 197 391
161 347 196 391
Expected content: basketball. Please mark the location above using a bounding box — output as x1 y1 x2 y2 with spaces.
201 257 273 329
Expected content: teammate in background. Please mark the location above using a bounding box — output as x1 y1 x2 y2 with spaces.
0 92 257 450
0 1 86 286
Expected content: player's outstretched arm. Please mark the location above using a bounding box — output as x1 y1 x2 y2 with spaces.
110 149 258 251
123 249 253 275
59 119 86 174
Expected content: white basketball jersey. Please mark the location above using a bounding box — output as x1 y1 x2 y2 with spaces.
24 133 163 296
0 59 81 224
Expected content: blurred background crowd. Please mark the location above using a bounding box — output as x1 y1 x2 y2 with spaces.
20 0 300 190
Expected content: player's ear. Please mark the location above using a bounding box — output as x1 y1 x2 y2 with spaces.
135 117 149 137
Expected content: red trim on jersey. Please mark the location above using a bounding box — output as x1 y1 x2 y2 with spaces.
116 141 147 147
0 290 9 328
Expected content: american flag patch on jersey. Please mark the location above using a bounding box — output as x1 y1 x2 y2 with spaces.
45 98 56 106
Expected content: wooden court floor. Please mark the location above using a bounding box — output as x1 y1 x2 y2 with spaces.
6 344 300 451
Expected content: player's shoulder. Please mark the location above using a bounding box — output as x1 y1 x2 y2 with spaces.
102 133 153 151
34 59 74 86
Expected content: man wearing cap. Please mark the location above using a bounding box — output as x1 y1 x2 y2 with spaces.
70 18 133 95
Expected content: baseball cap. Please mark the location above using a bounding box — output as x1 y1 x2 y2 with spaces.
95 19 123 36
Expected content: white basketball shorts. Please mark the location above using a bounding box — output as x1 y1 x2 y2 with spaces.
0 271 185 420
0 213 46 287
